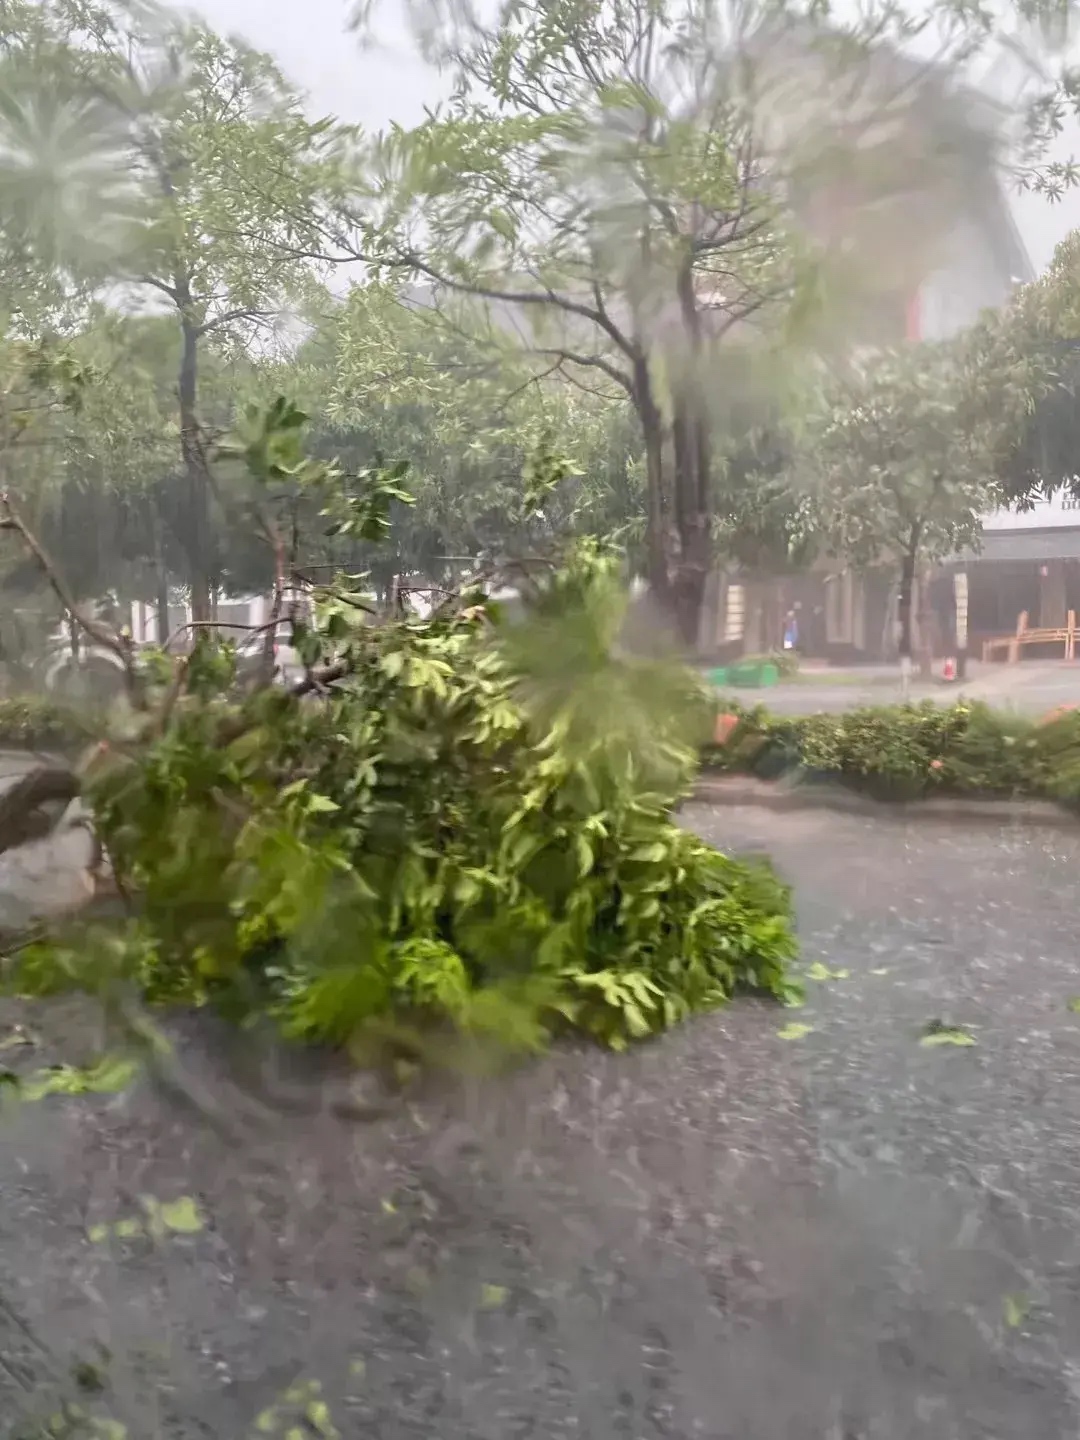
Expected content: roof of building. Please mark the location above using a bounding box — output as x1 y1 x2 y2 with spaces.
748 16 1034 287
962 528 1080 562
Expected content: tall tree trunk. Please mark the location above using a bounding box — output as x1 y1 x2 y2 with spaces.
896 525 922 696
667 267 713 651
897 550 916 663
156 571 171 646
917 566 935 679
669 399 709 648
177 301 212 624
635 358 669 604
634 318 712 650
154 518 171 646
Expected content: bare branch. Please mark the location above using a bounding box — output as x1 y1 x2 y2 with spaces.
0 765 81 858
137 274 181 303
528 346 634 395
196 308 278 339
399 253 640 361
0 494 136 680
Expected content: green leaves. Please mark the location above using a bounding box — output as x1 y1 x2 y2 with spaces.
253 1377 340 1439
321 459 415 545
18 1055 139 1101
805 961 849 982
222 396 315 483
777 1022 814 1041
563 968 666 1049
802 341 1003 577
87 1195 205 1244
14 547 795 1061
919 1021 977 1048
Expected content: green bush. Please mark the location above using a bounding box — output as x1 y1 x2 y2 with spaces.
14 554 797 1058
0 695 87 751
704 698 1080 804
1030 707 1080 804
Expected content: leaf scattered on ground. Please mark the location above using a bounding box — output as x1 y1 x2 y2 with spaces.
777 1022 814 1041
72 1359 107 1394
1003 1293 1030 1329
305 1398 338 1437
89 1196 204 1244
140 1195 202 1238
1067 997 1080 1014
150 1196 204 1234
920 1020 976 1048
805 961 849 982
20 1055 139 1101
479 1283 509 1310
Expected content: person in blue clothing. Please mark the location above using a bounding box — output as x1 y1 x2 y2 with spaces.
782 608 799 653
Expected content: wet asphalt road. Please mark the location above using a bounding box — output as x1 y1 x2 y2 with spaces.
1 806 1080 1437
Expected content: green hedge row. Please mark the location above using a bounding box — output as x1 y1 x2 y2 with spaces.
0 695 88 751
704 699 1080 805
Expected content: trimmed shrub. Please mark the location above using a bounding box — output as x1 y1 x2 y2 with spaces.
704 698 1080 805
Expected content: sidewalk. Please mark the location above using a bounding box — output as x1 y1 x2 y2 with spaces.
741 659 1080 717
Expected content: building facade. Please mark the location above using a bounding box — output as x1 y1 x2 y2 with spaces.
699 90 1035 662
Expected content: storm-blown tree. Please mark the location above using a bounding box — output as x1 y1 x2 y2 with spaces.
331 0 1042 645
346 0 802 645
40 309 262 629
0 1 337 618
968 229 1080 509
295 280 644 588
801 344 1001 676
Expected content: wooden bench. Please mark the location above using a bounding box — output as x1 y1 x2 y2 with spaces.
982 610 1078 663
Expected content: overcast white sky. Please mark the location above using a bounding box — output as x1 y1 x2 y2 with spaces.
191 0 1080 274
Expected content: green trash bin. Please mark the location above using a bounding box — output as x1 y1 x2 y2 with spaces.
706 666 729 688
729 661 779 688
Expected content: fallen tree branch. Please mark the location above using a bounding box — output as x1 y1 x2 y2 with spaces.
0 765 81 855
0 493 138 697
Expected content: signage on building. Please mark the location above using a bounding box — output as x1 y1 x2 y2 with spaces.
982 492 1080 532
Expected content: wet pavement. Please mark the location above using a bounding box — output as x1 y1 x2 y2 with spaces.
727 659 1080 716
1 806 1080 1436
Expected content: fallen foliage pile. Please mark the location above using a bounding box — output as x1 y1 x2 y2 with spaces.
11 551 797 1059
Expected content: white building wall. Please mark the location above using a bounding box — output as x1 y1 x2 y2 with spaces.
982 494 1080 531
919 216 1017 341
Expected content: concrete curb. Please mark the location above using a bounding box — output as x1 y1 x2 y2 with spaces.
689 773 1078 829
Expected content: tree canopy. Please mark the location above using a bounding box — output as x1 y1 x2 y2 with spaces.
0 0 1076 657
799 342 1004 660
